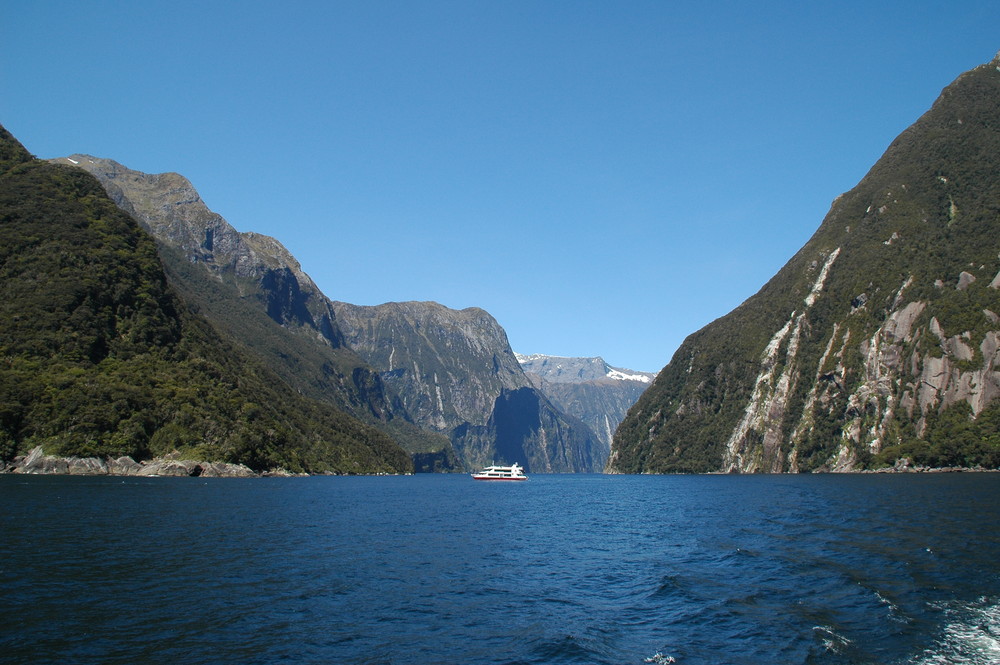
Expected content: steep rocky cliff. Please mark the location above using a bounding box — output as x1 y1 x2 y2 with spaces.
55 156 452 463
516 354 654 461
333 302 603 472
610 54 1000 473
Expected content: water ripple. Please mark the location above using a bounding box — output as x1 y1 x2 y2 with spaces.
1 473 998 665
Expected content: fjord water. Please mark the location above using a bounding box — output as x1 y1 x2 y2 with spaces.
2 474 998 665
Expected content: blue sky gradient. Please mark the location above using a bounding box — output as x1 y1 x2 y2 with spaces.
3 1 999 371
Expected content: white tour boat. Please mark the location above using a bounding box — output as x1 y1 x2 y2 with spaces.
471 463 527 481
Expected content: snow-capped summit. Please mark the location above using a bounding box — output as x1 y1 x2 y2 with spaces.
515 353 656 451
515 353 655 384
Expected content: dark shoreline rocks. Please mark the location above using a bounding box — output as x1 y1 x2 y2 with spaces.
2 446 285 478
862 457 998 474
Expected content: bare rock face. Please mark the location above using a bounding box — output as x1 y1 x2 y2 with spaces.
333 301 527 432
14 446 70 474
332 301 603 472
108 456 143 475
134 459 200 477
197 461 258 477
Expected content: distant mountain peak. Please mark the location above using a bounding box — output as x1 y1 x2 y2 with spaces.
515 353 655 384
515 353 655 450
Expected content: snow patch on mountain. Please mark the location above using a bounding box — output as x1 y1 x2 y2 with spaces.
515 353 655 384
607 368 653 383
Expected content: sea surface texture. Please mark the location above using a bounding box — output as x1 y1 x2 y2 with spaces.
2 473 998 665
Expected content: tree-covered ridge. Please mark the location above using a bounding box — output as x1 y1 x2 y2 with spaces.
53 154 455 468
610 56 1000 473
0 126 411 473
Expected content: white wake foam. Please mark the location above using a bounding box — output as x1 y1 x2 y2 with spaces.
910 597 1000 665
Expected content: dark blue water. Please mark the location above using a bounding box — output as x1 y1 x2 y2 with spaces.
2 473 999 665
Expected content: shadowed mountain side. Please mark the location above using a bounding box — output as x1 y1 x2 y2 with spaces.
516 354 655 464
524 373 648 459
333 301 604 472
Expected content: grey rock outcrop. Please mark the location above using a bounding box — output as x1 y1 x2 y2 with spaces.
9 446 257 477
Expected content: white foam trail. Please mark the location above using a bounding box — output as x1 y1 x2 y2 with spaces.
910 597 1000 665
813 624 852 654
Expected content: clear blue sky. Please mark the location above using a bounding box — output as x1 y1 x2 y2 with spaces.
3 2 998 372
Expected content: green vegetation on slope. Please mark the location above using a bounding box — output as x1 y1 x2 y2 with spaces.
0 126 411 473
611 58 1000 473
61 155 456 469
157 242 454 462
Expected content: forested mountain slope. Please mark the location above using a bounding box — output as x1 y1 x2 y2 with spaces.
0 126 411 474
53 155 454 468
610 54 1000 473
56 155 601 472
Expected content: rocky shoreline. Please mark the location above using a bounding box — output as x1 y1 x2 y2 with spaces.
1 446 299 478
862 457 998 474
4 448 993 477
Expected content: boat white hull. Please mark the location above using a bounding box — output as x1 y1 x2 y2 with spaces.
471 462 527 481
471 474 527 481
